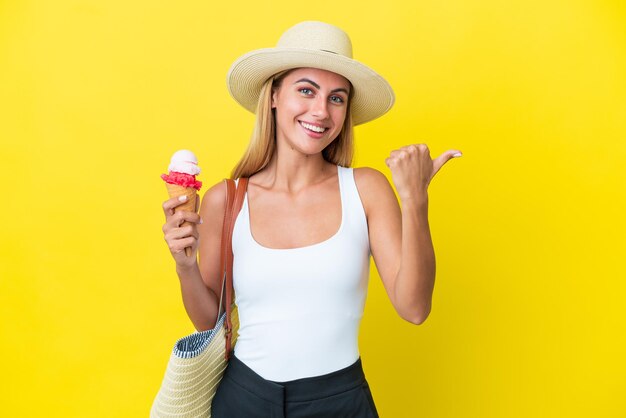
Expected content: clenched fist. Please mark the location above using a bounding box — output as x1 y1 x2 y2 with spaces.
385 144 462 201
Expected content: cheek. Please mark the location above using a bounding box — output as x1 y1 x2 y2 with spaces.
331 108 348 127
276 100 306 122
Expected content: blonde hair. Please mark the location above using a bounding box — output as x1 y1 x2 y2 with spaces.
231 70 355 179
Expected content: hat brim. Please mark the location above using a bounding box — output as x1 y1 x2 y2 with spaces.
227 48 395 126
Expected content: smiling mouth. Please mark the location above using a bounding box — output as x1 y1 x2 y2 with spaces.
299 121 328 133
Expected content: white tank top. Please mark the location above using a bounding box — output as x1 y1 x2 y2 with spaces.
232 165 370 381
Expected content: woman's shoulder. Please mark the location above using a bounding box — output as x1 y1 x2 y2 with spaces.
352 166 396 210
351 166 399 219
352 166 392 193
199 180 229 214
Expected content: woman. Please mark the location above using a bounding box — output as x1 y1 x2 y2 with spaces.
162 21 461 417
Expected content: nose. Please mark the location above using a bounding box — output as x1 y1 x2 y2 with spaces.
310 95 330 120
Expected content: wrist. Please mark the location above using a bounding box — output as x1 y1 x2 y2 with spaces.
176 261 200 277
400 193 429 222
399 190 428 207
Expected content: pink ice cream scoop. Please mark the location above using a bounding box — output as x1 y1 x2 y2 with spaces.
161 149 202 190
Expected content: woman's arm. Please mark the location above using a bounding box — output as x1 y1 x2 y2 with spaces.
162 181 228 331
355 144 461 324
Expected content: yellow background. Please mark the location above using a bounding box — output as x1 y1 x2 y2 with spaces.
1 0 625 416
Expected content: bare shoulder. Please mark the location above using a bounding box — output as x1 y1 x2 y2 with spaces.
353 166 395 199
199 180 228 216
353 167 398 215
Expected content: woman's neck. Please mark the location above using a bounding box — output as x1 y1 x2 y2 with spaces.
255 149 335 193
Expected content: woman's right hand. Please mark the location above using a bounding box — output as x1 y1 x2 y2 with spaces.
162 195 202 268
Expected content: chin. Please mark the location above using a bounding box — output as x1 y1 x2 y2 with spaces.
296 146 327 157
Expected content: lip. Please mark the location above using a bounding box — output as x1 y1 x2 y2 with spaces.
298 120 329 138
299 120 327 129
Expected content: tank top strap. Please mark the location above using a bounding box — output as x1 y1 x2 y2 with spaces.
337 165 369 244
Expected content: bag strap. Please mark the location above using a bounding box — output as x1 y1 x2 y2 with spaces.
218 177 248 360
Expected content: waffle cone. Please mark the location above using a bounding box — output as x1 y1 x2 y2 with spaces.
165 183 198 257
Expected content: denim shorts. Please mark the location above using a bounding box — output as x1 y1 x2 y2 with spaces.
211 352 379 417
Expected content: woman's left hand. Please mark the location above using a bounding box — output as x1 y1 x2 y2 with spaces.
385 144 462 201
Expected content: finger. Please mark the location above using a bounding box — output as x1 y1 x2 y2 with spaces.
165 225 191 242
171 224 199 241
165 223 199 243
163 212 201 236
400 150 410 160
388 149 404 159
168 209 201 227
385 157 398 168
401 144 427 153
162 195 192 217
169 236 196 254
176 210 201 225
432 150 462 177
402 145 416 157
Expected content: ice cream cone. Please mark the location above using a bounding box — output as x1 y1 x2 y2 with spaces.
165 183 198 257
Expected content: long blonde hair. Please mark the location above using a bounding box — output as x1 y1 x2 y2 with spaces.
231 69 355 179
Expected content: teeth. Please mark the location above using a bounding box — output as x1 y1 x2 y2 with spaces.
301 122 326 133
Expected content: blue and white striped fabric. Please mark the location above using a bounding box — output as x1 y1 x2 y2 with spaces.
173 314 226 359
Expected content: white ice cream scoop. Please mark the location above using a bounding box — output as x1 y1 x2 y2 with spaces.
168 149 201 175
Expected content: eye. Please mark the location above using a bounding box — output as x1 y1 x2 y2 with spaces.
330 95 345 104
298 88 314 95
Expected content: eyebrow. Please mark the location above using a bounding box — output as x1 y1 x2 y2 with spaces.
293 78 350 95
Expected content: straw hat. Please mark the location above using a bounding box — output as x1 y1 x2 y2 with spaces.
227 21 395 126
